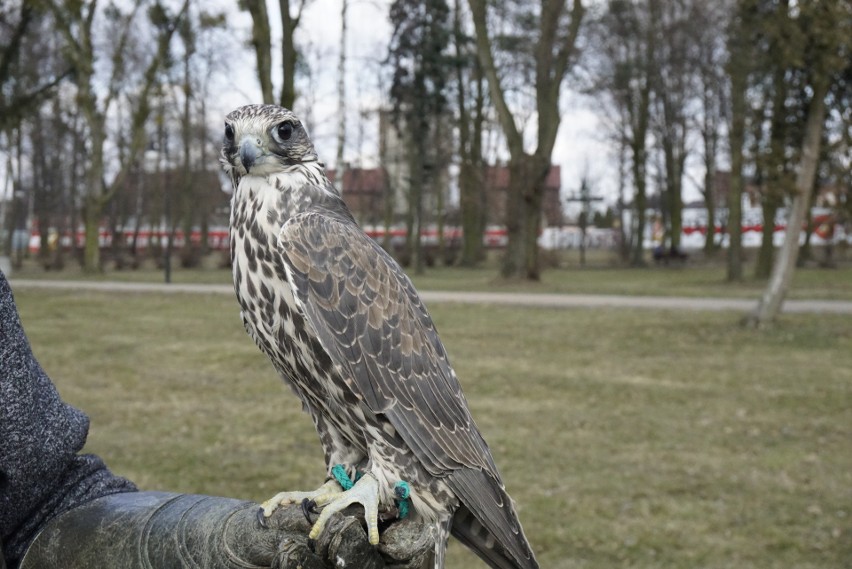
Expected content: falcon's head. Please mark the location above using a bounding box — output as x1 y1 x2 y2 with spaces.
220 104 318 181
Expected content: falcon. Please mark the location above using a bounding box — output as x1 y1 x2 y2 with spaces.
220 104 538 569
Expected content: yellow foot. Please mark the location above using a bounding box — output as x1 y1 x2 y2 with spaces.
260 479 343 519
308 472 380 545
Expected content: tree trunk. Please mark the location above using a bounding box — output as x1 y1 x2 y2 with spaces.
404 127 425 274
30 112 51 266
458 161 485 266
616 130 631 263
411 174 423 275
662 140 684 252
703 167 716 253
797 190 817 267
382 168 394 253
726 146 744 281
522 170 545 280
725 2 749 282
432 118 446 265
502 156 546 280
455 0 485 267
278 0 299 109
501 161 525 279
179 24 195 267
700 65 720 256
243 0 274 104
68 113 83 264
81 124 106 272
745 82 827 328
755 32 793 280
754 195 780 278
629 12 653 267
630 138 648 267
82 199 101 271
698 34 721 255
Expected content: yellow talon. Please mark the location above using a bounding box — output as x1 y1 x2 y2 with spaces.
260 479 343 518
307 473 380 544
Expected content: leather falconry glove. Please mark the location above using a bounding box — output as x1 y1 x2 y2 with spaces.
19 491 432 569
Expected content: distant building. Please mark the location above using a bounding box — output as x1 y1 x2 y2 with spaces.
482 165 563 226
327 167 388 226
378 109 452 224
814 182 847 209
120 167 229 227
684 170 847 211
378 110 409 220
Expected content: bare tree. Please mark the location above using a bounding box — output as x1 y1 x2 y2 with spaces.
453 0 487 266
1 4 77 268
240 0 306 109
724 0 754 282
692 2 728 254
650 0 693 256
44 0 189 271
388 0 453 274
240 0 273 103
468 0 585 279
593 0 654 266
746 82 828 326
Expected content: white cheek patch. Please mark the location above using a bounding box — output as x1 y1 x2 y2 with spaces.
249 157 286 177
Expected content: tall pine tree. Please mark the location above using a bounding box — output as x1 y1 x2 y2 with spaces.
388 0 453 273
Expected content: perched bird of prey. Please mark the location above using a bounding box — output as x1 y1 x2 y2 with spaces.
220 103 538 569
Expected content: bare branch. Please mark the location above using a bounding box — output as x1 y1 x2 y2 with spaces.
103 3 145 116
0 3 34 83
105 0 192 205
241 0 274 104
467 0 522 155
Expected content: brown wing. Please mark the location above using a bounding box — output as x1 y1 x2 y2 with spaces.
277 210 498 477
278 210 539 569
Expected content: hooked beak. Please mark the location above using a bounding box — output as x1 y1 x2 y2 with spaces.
239 138 262 172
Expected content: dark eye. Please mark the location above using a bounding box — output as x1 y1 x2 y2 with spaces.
224 123 234 142
276 122 293 142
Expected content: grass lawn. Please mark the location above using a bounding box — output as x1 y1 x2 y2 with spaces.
11 288 852 568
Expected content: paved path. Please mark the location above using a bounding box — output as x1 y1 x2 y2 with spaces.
9 278 852 314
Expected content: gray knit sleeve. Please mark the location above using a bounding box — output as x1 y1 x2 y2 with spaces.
0 271 137 565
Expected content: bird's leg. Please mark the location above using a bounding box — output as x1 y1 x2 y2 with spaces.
259 478 344 519
308 472 381 545
430 516 453 569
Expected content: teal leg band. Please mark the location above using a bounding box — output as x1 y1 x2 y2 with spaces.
331 464 355 491
333 466 411 519
393 481 411 519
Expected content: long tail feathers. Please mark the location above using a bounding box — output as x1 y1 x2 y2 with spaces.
447 470 539 569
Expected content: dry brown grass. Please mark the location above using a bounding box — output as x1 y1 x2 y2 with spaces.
12 288 852 568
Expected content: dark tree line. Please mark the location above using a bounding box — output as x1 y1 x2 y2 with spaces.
589 0 849 316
